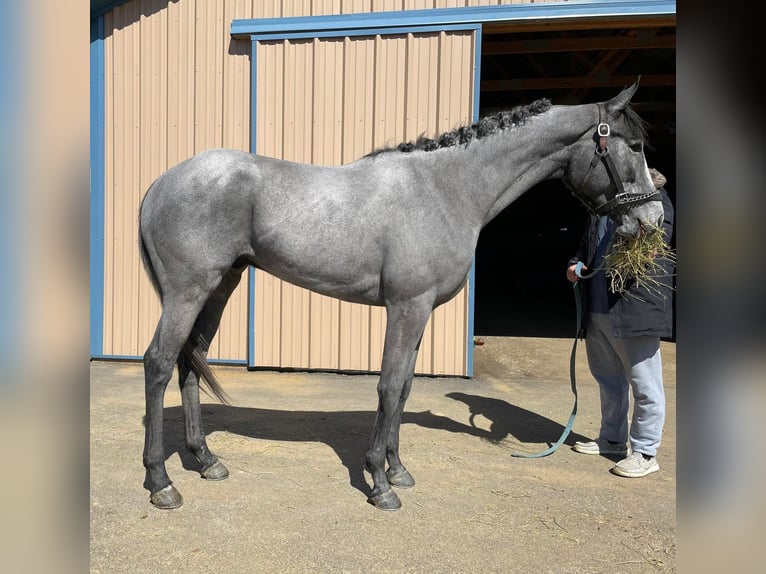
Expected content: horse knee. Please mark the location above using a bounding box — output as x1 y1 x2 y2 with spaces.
144 347 178 385
377 378 405 410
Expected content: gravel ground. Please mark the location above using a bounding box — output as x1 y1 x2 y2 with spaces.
90 336 676 573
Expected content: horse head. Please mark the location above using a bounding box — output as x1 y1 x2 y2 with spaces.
563 79 664 238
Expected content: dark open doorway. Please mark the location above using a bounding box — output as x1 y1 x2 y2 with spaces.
473 182 587 338
473 19 676 339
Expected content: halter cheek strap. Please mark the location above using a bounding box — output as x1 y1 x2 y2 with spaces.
573 104 660 216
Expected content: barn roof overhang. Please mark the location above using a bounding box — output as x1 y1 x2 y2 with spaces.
91 0 129 19
230 0 675 39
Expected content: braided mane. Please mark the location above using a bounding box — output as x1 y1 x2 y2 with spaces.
367 98 552 157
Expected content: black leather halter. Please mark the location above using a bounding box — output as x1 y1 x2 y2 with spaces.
573 104 660 216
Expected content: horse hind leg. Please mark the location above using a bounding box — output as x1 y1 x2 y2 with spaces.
178 266 244 483
143 292 212 509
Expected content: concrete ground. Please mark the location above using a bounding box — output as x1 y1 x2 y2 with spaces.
90 336 676 573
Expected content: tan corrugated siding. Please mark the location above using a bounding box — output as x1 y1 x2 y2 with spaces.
253 30 474 375
102 7 114 355
103 0 251 361
309 37 344 370
137 0 167 357
105 0 142 356
428 29 473 375
99 0 504 367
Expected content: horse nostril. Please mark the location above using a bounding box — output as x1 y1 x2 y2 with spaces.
657 214 664 228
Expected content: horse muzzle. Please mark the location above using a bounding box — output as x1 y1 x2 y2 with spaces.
614 201 664 239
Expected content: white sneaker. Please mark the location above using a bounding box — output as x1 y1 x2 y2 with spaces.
572 438 628 456
611 451 659 477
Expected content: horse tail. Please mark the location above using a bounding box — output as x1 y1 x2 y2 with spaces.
138 192 163 303
183 337 231 405
139 186 231 405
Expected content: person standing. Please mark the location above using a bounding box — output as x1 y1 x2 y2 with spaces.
566 168 675 477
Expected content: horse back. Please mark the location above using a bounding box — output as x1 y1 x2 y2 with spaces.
141 149 473 306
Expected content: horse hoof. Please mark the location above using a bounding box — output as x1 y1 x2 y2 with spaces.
201 460 229 481
387 468 415 489
368 489 402 511
150 485 183 509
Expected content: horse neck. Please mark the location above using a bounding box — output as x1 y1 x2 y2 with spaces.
438 105 593 228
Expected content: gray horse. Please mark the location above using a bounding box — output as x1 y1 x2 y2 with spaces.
139 81 663 510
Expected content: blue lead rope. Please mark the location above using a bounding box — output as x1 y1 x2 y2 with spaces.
511 274 585 458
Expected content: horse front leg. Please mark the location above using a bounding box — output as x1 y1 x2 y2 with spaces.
366 299 431 511
385 367 417 489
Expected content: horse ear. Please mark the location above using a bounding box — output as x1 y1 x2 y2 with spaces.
605 76 640 113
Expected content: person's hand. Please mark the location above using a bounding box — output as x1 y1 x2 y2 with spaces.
567 263 584 283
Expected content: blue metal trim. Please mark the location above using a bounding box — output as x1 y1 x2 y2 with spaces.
91 354 248 366
232 1 675 38
0 1 20 377
466 260 477 378
472 26 482 122
91 354 144 361
247 38 258 369
251 23 480 42
208 358 252 366
90 16 106 358
465 26 482 378
248 267 256 368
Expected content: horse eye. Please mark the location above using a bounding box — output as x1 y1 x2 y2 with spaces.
629 141 643 153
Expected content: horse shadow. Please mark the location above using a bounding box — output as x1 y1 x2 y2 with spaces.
158 392 590 498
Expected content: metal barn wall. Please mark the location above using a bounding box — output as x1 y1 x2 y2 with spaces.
97 0 535 365
95 1 675 369
253 30 475 375
102 0 253 361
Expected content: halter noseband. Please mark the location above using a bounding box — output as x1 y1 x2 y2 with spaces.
572 104 660 216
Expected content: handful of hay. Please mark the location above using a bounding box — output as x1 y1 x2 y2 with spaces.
604 225 676 297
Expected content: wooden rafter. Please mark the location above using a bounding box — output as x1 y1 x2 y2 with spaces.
482 15 676 35
480 74 675 92
482 29 675 55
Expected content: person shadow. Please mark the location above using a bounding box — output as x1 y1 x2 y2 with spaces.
158 393 591 499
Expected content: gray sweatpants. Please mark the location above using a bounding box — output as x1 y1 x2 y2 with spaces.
585 312 666 457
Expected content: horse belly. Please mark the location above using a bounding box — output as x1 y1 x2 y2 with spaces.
250 216 385 306
254 248 384 305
